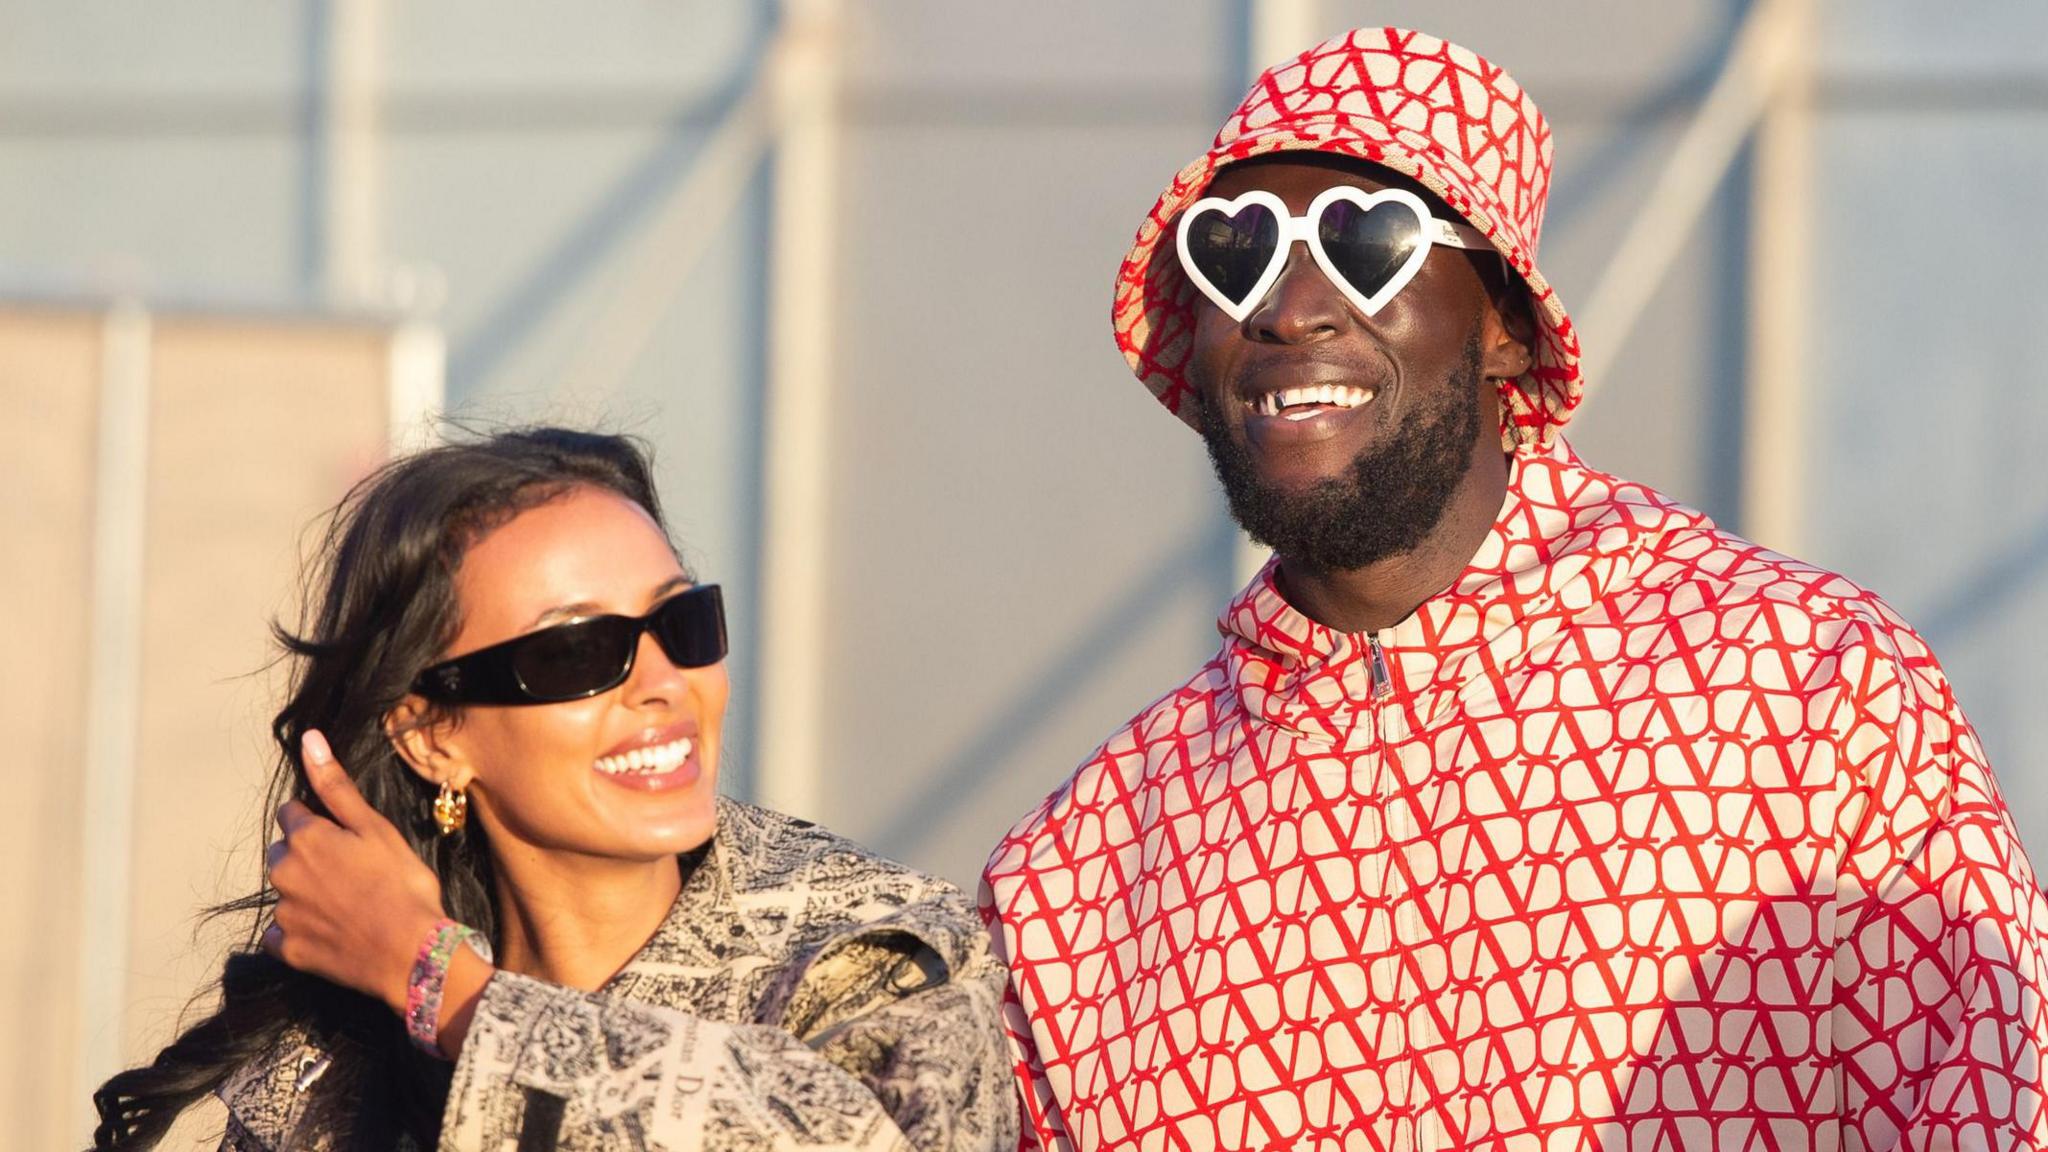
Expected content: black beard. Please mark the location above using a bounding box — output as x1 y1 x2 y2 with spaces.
1199 331 1485 572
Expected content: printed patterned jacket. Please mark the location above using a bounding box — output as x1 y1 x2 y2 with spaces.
982 442 2048 1152
219 798 1017 1151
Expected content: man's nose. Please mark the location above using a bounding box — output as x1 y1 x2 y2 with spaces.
1243 242 1346 344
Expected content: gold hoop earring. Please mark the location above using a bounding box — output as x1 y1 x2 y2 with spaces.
432 782 468 836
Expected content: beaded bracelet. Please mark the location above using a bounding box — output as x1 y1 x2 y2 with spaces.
404 917 494 1057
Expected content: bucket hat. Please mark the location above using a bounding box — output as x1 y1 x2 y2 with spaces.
1113 27 1582 449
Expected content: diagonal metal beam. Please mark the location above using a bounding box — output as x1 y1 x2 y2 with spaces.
1577 0 1812 393
874 524 1229 855
556 64 777 395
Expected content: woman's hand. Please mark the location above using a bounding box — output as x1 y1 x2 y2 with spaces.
261 730 450 1017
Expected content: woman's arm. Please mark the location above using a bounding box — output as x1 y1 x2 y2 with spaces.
265 734 1017 1152
441 945 1015 1152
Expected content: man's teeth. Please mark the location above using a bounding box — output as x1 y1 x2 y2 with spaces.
594 736 693 776
1251 384 1377 417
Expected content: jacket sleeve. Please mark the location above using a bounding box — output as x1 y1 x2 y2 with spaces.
996 971 1064 1152
440 925 1017 1152
1829 638 2048 1149
976 870 1071 1152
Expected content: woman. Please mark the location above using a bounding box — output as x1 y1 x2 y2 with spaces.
91 428 1016 1151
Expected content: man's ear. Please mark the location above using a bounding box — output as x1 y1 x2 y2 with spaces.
386 696 472 790
1480 279 1537 383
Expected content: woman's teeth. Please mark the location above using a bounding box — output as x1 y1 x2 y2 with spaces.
1251 384 1377 418
594 736 693 777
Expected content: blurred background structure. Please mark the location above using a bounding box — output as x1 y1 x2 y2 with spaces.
3 1 2045 1145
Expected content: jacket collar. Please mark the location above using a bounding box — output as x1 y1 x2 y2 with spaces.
1220 440 1703 744
605 798 978 1008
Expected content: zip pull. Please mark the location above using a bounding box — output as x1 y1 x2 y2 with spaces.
293 1051 331 1093
1367 637 1394 702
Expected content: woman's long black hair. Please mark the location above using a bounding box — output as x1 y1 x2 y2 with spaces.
90 427 670 1150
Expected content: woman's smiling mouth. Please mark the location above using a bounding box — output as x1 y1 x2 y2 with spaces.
594 735 693 777
593 722 703 792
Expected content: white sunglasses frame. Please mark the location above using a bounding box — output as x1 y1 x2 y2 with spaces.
1174 186 1495 323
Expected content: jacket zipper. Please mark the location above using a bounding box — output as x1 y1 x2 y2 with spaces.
1363 633 1415 1150
1369 633 1441 1152
1367 636 1394 703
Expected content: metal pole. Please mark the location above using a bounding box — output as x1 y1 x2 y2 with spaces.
326 0 382 304
1231 0 1321 590
73 303 151 1135
754 0 841 820
1249 0 1320 82
387 319 447 454
1744 0 1814 555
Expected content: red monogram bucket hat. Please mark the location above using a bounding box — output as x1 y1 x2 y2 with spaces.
1113 27 1583 449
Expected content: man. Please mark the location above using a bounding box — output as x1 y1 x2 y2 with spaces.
981 27 2048 1152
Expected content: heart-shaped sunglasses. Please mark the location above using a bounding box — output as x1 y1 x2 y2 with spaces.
1175 186 1494 323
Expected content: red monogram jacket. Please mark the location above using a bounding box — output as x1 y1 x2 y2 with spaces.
982 443 2048 1151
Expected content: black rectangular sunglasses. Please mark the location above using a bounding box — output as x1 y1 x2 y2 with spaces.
412 584 727 706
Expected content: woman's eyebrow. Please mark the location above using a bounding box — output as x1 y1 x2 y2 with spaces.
525 577 694 630
527 600 606 629
647 575 693 605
